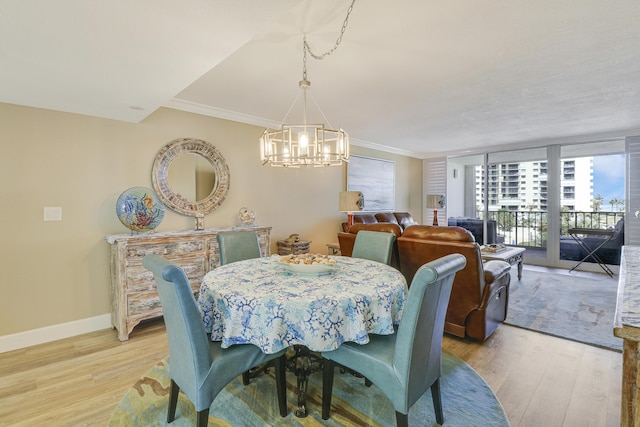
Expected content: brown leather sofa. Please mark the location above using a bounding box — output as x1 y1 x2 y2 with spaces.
341 211 417 232
397 225 511 341
338 212 415 269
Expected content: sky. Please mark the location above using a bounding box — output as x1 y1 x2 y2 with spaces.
592 154 625 209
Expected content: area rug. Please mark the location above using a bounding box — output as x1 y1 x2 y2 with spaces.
505 267 622 351
108 353 509 426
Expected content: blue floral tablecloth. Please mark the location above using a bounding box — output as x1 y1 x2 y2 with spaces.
198 255 408 354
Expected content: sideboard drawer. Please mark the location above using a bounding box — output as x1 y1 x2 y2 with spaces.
127 291 163 317
126 258 205 293
124 239 206 262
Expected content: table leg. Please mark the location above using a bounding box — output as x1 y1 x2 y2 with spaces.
569 233 614 277
517 260 523 280
295 355 309 417
286 345 323 418
620 339 640 426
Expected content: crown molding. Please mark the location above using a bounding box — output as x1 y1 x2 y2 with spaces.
349 138 419 158
165 98 280 129
165 98 422 159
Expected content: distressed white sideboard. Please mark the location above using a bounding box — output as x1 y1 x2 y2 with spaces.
106 226 271 340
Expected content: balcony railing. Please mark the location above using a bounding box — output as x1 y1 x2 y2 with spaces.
481 210 624 248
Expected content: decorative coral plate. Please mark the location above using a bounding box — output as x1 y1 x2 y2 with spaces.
116 187 165 233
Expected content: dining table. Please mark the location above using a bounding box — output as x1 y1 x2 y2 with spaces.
197 254 408 417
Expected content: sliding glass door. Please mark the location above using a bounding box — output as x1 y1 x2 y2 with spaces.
558 141 625 270
448 140 626 271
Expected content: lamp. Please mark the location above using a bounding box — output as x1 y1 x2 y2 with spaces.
339 191 364 227
426 194 445 226
260 0 356 168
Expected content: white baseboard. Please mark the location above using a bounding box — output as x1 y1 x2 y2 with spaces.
0 314 112 353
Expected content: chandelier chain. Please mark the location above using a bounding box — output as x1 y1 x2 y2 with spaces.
302 0 356 81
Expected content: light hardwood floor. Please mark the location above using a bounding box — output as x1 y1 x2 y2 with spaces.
0 318 621 427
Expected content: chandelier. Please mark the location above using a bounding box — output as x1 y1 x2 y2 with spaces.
260 1 356 167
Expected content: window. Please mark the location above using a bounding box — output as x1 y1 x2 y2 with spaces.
563 186 575 199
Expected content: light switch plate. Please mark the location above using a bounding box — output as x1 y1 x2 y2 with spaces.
44 207 62 221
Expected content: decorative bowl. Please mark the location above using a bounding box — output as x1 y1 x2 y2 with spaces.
279 254 339 275
116 187 165 232
280 262 339 275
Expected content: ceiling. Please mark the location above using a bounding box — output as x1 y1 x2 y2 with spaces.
3 0 640 158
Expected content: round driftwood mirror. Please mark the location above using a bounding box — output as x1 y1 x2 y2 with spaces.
152 138 230 217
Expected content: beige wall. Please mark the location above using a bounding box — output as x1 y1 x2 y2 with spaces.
0 103 422 337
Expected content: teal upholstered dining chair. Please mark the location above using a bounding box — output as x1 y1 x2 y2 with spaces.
142 255 287 427
321 254 466 427
217 229 264 385
351 230 396 265
217 230 261 265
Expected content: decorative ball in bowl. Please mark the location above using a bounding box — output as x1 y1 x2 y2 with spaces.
280 253 338 275
116 187 165 233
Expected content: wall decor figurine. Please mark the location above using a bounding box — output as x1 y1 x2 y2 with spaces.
239 207 256 226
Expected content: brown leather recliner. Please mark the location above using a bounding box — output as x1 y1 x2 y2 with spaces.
397 225 511 341
338 223 403 269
